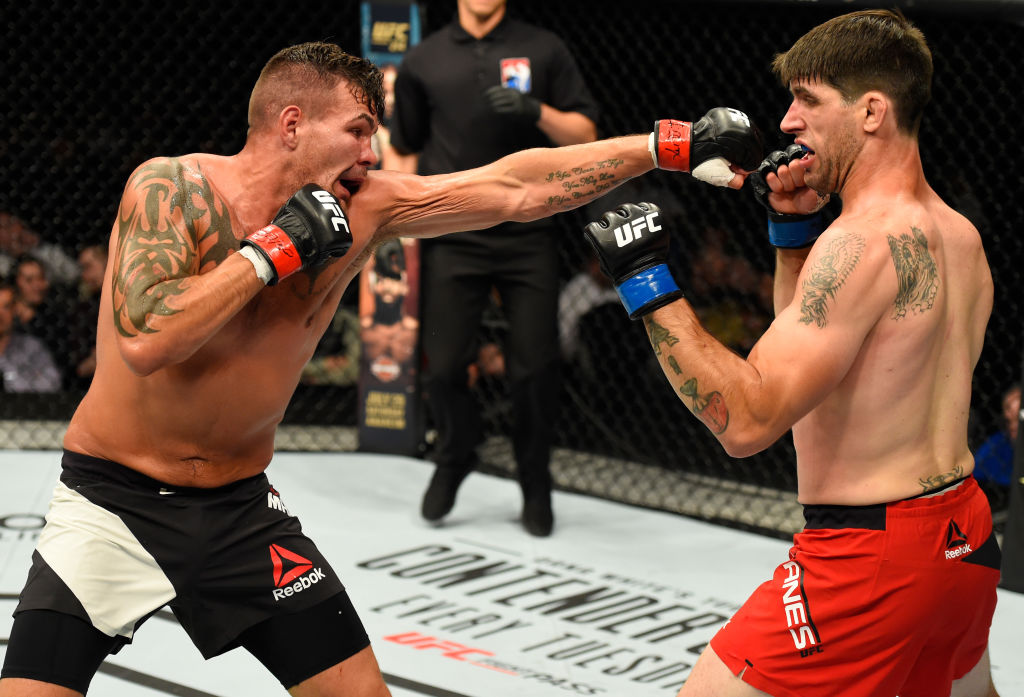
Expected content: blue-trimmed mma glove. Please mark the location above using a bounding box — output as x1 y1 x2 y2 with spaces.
583 202 682 320
239 184 353 285
650 108 764 186
749 144 829 248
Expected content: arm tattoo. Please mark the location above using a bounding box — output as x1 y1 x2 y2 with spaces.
544 158 627 209
644 318 728 433
112 159 234 336
645 317 678 357
887 226 939 319
679 378 729 434
798 233 865 328
918 463 964 493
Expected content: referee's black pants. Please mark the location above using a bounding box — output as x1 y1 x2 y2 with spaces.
421 230 560 497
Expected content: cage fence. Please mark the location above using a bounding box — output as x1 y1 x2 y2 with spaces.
1 0 1021 539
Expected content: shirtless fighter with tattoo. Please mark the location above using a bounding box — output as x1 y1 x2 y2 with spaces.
0 42 762 696
583 10 1001 697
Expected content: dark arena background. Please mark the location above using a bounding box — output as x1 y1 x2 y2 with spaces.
2 0 1022 539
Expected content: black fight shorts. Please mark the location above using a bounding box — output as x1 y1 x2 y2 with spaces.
6 450 369 688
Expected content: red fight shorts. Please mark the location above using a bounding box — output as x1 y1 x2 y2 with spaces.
710 477 1000 697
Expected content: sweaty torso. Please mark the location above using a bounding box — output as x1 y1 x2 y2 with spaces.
63 155 382 487
794 189 992 505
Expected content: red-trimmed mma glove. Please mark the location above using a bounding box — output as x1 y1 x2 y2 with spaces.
238 184 353 285
583 202 682 320
650 107 764 186
749 144 830 248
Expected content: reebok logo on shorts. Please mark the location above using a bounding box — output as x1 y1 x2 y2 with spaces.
944 519 972 560
269 544 326 601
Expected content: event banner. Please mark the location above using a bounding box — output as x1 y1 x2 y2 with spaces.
358 0 422 456
360 0 420 68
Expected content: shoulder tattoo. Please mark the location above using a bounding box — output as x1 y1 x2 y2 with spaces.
887 226 939 320
798 232 866 328
113 159 234 337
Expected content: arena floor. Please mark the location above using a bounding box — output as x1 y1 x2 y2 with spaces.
0 450 1021 697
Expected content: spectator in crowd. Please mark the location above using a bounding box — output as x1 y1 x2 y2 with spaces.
65 243 109 389
0 211 79 285
11 256 55 333
688 225 773 352
0 282 61 393
974 383 1020 498
11 255 76 372
558 251 619 361
301 304 362 386
391 0 599 536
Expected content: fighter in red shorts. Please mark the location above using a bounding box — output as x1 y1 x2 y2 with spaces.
584 9 1001 697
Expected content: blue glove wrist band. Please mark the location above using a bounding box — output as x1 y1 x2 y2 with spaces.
768 213 823 248
616 264 681 318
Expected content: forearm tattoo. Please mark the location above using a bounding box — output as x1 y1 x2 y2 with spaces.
112 159 234 336
645 318 729 434
918 463 964 493
887 226 939 319
543 158 626 209
798 233 865 328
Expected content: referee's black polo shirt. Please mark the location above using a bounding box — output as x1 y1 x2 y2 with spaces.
390 14 599 179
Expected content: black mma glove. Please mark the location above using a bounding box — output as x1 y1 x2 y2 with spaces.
749 144 828 248
650 107 764 186
582 202 682 320
483 85 541 122
239 184 353 285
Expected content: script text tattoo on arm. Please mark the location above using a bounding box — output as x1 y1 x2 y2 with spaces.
544 159 626 208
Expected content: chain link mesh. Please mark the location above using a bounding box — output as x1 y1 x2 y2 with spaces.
2 1 1020 537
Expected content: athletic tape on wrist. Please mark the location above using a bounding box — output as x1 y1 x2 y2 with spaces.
768 214 823 248
239 244 274 285
616 264 681 318
243 225 303 282
648 131 659 169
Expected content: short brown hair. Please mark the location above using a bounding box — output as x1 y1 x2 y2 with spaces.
772 9 932 135
248 41 385 132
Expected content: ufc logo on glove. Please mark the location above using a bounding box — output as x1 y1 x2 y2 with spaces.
312 189 351 234
614 211 662 247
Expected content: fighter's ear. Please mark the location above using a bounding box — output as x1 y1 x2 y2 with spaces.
862 91 888 134
278 105 302 149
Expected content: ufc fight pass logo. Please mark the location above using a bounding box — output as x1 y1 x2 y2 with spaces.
614 209 661 247
312 189 351 235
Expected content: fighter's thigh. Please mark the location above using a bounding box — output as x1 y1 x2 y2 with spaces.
0 678 82 697
289 645 391 697
0 609 119 697
677 646 774 697
950 647 999 697
238 591 377 693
